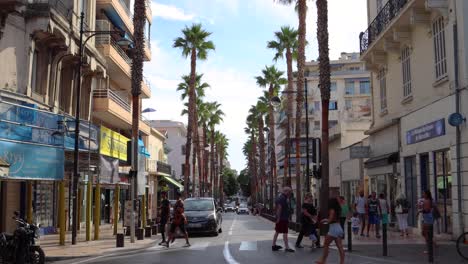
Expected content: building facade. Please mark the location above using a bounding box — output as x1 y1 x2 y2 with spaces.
360 0 468 236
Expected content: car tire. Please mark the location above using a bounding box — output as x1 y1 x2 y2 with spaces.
218 227 222 233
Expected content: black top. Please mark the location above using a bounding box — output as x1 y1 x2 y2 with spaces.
368 198 378 214
161 199 170 220
301 202 317 224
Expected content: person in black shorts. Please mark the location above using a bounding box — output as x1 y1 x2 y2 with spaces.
159 192 170 245
166 192 190 248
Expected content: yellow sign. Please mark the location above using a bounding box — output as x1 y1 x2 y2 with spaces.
100 126 129 161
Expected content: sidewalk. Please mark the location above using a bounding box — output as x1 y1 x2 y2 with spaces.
41 224 160 261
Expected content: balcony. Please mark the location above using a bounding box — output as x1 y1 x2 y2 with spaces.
144 40 152 61
157 161 172 175
146 159 157 173
96 0 133 34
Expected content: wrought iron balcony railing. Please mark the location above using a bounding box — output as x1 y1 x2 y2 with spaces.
359 0 409 54
157 161 172 175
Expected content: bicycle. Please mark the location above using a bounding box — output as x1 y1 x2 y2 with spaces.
456 231 468 260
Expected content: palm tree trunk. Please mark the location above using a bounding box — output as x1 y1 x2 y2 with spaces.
219 147 225 206
187 47 198 197
317 0 331 218
268 85 277 198
194 110 203 197
203 124 209 197
251 132 258 204
210 129 215 196
258 116 266 204
285 48 294 186
295 0 307 221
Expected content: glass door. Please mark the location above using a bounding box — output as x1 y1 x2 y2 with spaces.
404 156 417 227
434 150 452 233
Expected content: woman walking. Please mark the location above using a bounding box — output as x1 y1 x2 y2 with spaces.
395 193 410 236
296 193 318 248
421 190 436 254
378 193 389 227
338 196 349 239
315 197 345 264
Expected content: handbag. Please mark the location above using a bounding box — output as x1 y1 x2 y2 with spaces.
395 204 403 214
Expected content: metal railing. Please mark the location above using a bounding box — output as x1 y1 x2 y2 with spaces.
95 19 132 66
146 159 157 173
359 0 409 54
27 0 72 21
93 89 131 113
157 161 172 175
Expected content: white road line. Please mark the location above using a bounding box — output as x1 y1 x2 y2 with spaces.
239 241 257 251
189 241 211 250
223 241 240 264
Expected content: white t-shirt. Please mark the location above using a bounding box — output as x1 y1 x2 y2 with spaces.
379 199 388 214
355 196 366 214
351 217 360 228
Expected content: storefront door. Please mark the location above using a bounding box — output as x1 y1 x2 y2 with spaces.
404 156 417 227
420 154 430 193
434 150 452 233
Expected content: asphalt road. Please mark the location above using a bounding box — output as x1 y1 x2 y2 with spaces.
57 213 466 264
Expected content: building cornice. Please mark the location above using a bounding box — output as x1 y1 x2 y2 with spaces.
364 118 399 135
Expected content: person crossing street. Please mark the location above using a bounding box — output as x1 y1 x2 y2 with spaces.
159 192 170 246
272 187 295 253
165 192 190 248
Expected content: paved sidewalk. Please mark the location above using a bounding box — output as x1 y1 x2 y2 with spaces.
41 224 160 261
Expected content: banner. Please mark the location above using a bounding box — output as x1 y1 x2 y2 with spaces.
99 155 119 184
100 126 128 161
0 140 64 180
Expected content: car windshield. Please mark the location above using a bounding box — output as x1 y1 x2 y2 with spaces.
184 200 214 211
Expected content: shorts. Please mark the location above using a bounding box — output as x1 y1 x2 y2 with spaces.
170 222 187 234
368 214 379 225
275 220 289 234
358 213 366 222
328 223 344 238
159 218 168 233
381 214 389 224
352 227 359 233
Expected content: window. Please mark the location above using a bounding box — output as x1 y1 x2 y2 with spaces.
378 68 387 111
345 99 352 110
181 145 186 155
31 49 38 93
345 80 355 95
433 17 447 80
401 46 412 97
329 101 338 110
330 82 337 92
314 121 320 130
329 120 338 128
314 101 320 111
359 80 370 94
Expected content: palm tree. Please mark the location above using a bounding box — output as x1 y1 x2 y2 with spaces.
255 65 286 198
177 73 210 196
246 106 260 203
207 102 224 195
267 26 298 187
316 0 331 218
256 95 269 203
277 0 307 222
217 133 229 205
173 24 215 197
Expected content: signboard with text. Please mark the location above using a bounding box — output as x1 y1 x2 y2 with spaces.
350 146 370 159
100 126 129 161
406 118 445 145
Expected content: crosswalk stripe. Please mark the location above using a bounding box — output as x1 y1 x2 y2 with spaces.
239 241 257 251
189 241 211 250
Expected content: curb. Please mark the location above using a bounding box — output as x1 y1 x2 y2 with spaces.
45 239 159 262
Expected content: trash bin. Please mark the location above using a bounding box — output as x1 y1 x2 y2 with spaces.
137 228 144 240
145 227 152 238
152 225 158 235
116 233 124 247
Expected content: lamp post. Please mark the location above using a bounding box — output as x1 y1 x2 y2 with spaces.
271 78 311 194
72 11 132 245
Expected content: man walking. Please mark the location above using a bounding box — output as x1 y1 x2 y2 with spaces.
354 190 367 236
166 192 190 248
272 187 295 253
366 191 381 238
159 191 170 245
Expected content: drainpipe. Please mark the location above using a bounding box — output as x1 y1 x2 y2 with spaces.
453 19 464 233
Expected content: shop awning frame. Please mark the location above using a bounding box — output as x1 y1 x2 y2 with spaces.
159 174 183 191
364 152 399 169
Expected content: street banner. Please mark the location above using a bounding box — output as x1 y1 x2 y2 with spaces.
0 140 64 180
99 155 119 184
100 126 129 161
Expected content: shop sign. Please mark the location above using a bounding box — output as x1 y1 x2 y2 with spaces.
0 140 64 180
99 155 119 184
406 118 445 145
100 126 129 161
350 146 370 159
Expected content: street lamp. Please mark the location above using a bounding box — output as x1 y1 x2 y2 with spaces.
270 78 312 194
72 11 133 245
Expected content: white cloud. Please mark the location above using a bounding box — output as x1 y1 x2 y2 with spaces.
151 1 196 21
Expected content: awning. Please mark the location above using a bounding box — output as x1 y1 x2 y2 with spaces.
160 175 183 191
0 158 9 178
364 152 399 169
138 139 150 157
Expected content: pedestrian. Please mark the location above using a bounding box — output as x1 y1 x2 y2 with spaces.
315 197 345 264
272 186 295 253
420 190 437 254
395 193 410 237
366 192 380 238
165 192 190 248
354 190 367 237
159 191 170 245
351 212 360 236
295 193 319 249
378 193 389 227
338 196 349 239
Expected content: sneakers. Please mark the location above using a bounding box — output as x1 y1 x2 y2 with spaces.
272 245 282 251
285 248 295 253
183 243 191 247
158 241 166 246
295 244 304 249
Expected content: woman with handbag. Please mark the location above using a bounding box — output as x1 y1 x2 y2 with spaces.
395 193 410 237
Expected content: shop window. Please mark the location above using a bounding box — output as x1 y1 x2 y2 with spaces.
434 150 452 233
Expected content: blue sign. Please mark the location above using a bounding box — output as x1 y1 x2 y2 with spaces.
406 118 445 145
0 140 64 180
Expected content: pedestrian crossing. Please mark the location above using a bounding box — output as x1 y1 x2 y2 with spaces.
147 240 269 252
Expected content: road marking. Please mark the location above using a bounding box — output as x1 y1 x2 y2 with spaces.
223 241 240 264
228 216 236 235
189 241 211 250
239 241 257 251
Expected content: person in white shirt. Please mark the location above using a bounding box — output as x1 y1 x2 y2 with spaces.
353 190 367 236
351 212 361 236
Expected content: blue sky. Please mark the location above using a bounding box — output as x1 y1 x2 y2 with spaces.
143 0 367 173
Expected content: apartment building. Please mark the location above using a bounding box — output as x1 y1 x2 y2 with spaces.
275 52 372 201
360 0 468 237
0 0 153 238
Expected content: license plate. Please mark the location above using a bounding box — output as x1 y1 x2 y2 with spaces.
189 223 202 228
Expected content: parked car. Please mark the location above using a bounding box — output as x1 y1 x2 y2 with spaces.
184 198 223 236
225 203 235 212
237 204 249 215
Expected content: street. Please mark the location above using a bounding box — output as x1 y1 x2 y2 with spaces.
51 213 464 264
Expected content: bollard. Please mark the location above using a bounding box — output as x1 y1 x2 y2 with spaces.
145 226 152 238
152 224 158 235
382 223 388 256
116 233 124 247
347 220 352 252
428 226 434 263
137 228 144 240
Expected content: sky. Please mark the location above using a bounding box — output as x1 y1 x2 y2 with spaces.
142 0 367 173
